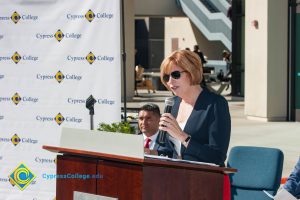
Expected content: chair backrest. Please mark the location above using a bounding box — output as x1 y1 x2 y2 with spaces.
227 146 284 200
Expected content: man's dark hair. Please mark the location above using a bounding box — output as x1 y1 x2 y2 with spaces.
139 103 160 116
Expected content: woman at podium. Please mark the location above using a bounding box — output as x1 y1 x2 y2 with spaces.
159 49 231 167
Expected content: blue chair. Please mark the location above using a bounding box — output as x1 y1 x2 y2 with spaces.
227 146 284 200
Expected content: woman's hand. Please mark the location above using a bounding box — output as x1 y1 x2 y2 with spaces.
159 113 189 144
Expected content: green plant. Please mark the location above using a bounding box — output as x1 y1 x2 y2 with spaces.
97 121 136 134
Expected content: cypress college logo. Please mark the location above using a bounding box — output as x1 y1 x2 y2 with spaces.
66 9 114 22
55 113 64 125
36 70 82 83
85 9 95 22
11 134 21 146
12 92 21 105
55 71 64 83
11 11 21 24
67 97 115 105
0 52 38 64
36 113 83 125
0 133 38 146
36 29 82 42
0 11 38 24
8 163 36 191
0 93 38 105
67 51 114 65
12 52 21 64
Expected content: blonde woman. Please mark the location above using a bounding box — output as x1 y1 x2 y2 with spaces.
159 50 231 166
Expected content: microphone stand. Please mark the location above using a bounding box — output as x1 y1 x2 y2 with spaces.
89 105 94 130
86 95 96 130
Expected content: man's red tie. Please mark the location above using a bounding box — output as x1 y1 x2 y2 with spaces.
144 138 151 148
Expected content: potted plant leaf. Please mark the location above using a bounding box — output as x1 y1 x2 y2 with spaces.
97 121 136 134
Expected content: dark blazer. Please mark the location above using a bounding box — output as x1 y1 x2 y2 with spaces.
139 132 175 158
284 157 300 198
170 88 231 166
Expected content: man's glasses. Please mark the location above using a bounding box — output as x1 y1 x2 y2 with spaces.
163 71 187 82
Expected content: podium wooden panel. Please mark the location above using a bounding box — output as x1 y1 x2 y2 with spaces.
44 145 236 200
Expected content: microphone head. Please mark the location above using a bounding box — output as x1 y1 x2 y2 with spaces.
165 97 174 106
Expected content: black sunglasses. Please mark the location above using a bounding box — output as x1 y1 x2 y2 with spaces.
163 71 187 82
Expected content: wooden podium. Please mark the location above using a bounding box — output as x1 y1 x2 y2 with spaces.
43 145 236 200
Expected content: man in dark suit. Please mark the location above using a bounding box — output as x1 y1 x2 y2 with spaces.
283 157 300 199
138 103 174 157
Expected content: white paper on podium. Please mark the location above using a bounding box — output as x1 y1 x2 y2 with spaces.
264 189 297 200
144 154 218 166
60 127 144 159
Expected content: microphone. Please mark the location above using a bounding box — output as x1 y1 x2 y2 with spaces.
158 97 174 144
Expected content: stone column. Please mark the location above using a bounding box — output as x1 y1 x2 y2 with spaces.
245 0 288 121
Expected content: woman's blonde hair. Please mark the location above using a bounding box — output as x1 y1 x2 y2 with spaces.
160 50 203 88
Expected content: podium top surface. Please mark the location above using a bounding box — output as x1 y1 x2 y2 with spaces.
59 127 144 159
43 145 237 174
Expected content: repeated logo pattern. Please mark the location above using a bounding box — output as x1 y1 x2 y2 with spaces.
1 3 119 198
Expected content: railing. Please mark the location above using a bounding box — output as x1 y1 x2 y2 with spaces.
210 0 230 15
200 0 220 13
179 0 232 50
